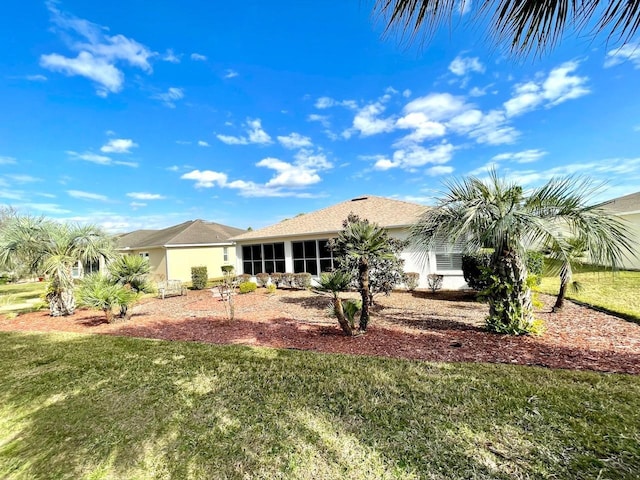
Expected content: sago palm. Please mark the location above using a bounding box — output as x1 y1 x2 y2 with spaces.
0 216 115 316
410 171 631 334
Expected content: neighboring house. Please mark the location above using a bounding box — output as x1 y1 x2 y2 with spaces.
230 195 468 290
117 220 246 282
601 191 640 270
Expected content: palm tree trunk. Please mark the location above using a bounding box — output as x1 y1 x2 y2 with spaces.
333 297 353 336
358 259 370 331
554 263 571 311
49 289 76 316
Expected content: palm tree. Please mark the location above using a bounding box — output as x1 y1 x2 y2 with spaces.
107 254 154 318
0 216 115 316
546 236 588 311
315 270 355 336
76 273 140 323
410 171 631 334
374 0 640 56
333 216 395 331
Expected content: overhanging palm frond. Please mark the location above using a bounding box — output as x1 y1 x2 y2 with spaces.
374 0 640 56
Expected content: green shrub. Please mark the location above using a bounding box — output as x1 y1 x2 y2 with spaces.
266 283 276 294
236 273 251 284
270 272 283 287
238 281 257 294
221 265 234 275
461 252 493 291
256 272 269 287
526 250 544 285
191 266 208 290
294 272 312 289
404 272 419 291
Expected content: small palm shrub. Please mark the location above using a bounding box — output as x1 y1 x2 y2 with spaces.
239 281 257 294
404 272 419 291
108 255 153 293
191 266 207 290
343 298 362 331
256 272 269 287
76 273 139 323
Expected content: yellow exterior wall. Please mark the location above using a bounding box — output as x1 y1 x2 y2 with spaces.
166 245 235 282
122 248 167 281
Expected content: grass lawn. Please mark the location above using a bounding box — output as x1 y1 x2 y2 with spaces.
538 267 640 321
0 282 47 315
0 332 638 479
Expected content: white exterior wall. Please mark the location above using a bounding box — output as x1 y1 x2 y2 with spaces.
235 228 470 290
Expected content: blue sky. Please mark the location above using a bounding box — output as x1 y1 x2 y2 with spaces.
1 1 639 233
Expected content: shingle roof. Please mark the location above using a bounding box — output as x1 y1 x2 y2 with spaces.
231 195 428 242
117 220 246 249
600 191 640 214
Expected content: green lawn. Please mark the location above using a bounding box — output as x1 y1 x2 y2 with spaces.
0 282 47 315
538 267 640 321
0 332 638 479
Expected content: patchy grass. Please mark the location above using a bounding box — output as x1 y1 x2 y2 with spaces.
538 267 640 321
0 282 47 315
0 332 638 479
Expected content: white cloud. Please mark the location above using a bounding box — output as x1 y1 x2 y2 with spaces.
129 202 146 209
374 143 454 171
41 3 153 96
449 55 485 76
217 118 272 145
404 93 468 121
503 61 589 117
224 69 239 78
152 87 184 108
190 53 207 61
175 140 192 145
604 42 640 69
67 150 138 167
307 114 331 128
181 170 228 188
67 190 109 202
492 149 547 163
26 74 47 81
16 203 71 214
40 52 124 96
6 174 41 183
197 140 210 147
395 112 446 145
350 102 395 137
162 49 181 63
277 133 313 149
101 138 138 153
126 192 165 200
258 157 321 188
402 89 412 98
0 156 16 165
315 96 357 109
427 165 454 176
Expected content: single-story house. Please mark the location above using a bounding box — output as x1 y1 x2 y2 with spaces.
117 219 246 282
601 191 640 270
230 195 468 290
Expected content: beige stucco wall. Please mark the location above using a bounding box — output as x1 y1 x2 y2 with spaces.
122 248 167 281
622 213 640 270
166 245 235 282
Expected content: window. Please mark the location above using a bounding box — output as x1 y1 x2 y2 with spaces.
241 243 285 275
139 252 149 259
223 247 229 262
435 253 463 271
292 239 334 275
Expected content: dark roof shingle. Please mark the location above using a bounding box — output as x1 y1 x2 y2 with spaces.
117 220 246 249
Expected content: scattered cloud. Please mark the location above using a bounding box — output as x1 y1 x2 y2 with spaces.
40 3 154 96
152 87 184 108
491 149 547 163
373 143 454 171
16 203 71 214
162 49 181 63
197 140 210 147
315 96 357 110
6 174 41 183
307 114 331 128
224 69 239 79
449 55 485 76
277 133 313 149
67 190 110 202
216 118 272 145
26 74 48 81
402 89 412 98
190 53 207 61
0 156 16 165
100 138 138 153
503 61 589 117
129 202 146 209
604 42 640 69
175 140 192 145
126 192 166 200
349 101 395 137
67 150 138 167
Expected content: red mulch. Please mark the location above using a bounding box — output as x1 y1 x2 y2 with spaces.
1 289 639 375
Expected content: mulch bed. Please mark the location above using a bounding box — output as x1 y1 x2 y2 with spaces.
1 289 639 375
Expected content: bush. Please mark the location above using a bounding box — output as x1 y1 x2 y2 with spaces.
282 273 295 288
294 272 312 289
266 283 276 294
236 273 251 283
221 265 234 275
427 274 444 293
461 252 493 291
404 272 419 291
191 266 208 290
239 281 257 294
526 250 544 285
256 272 270 287
270 272 283 287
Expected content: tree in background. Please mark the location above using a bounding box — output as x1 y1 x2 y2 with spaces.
411 171 631 334
374 0 640 57
0 216 115 316
546 236 589 311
